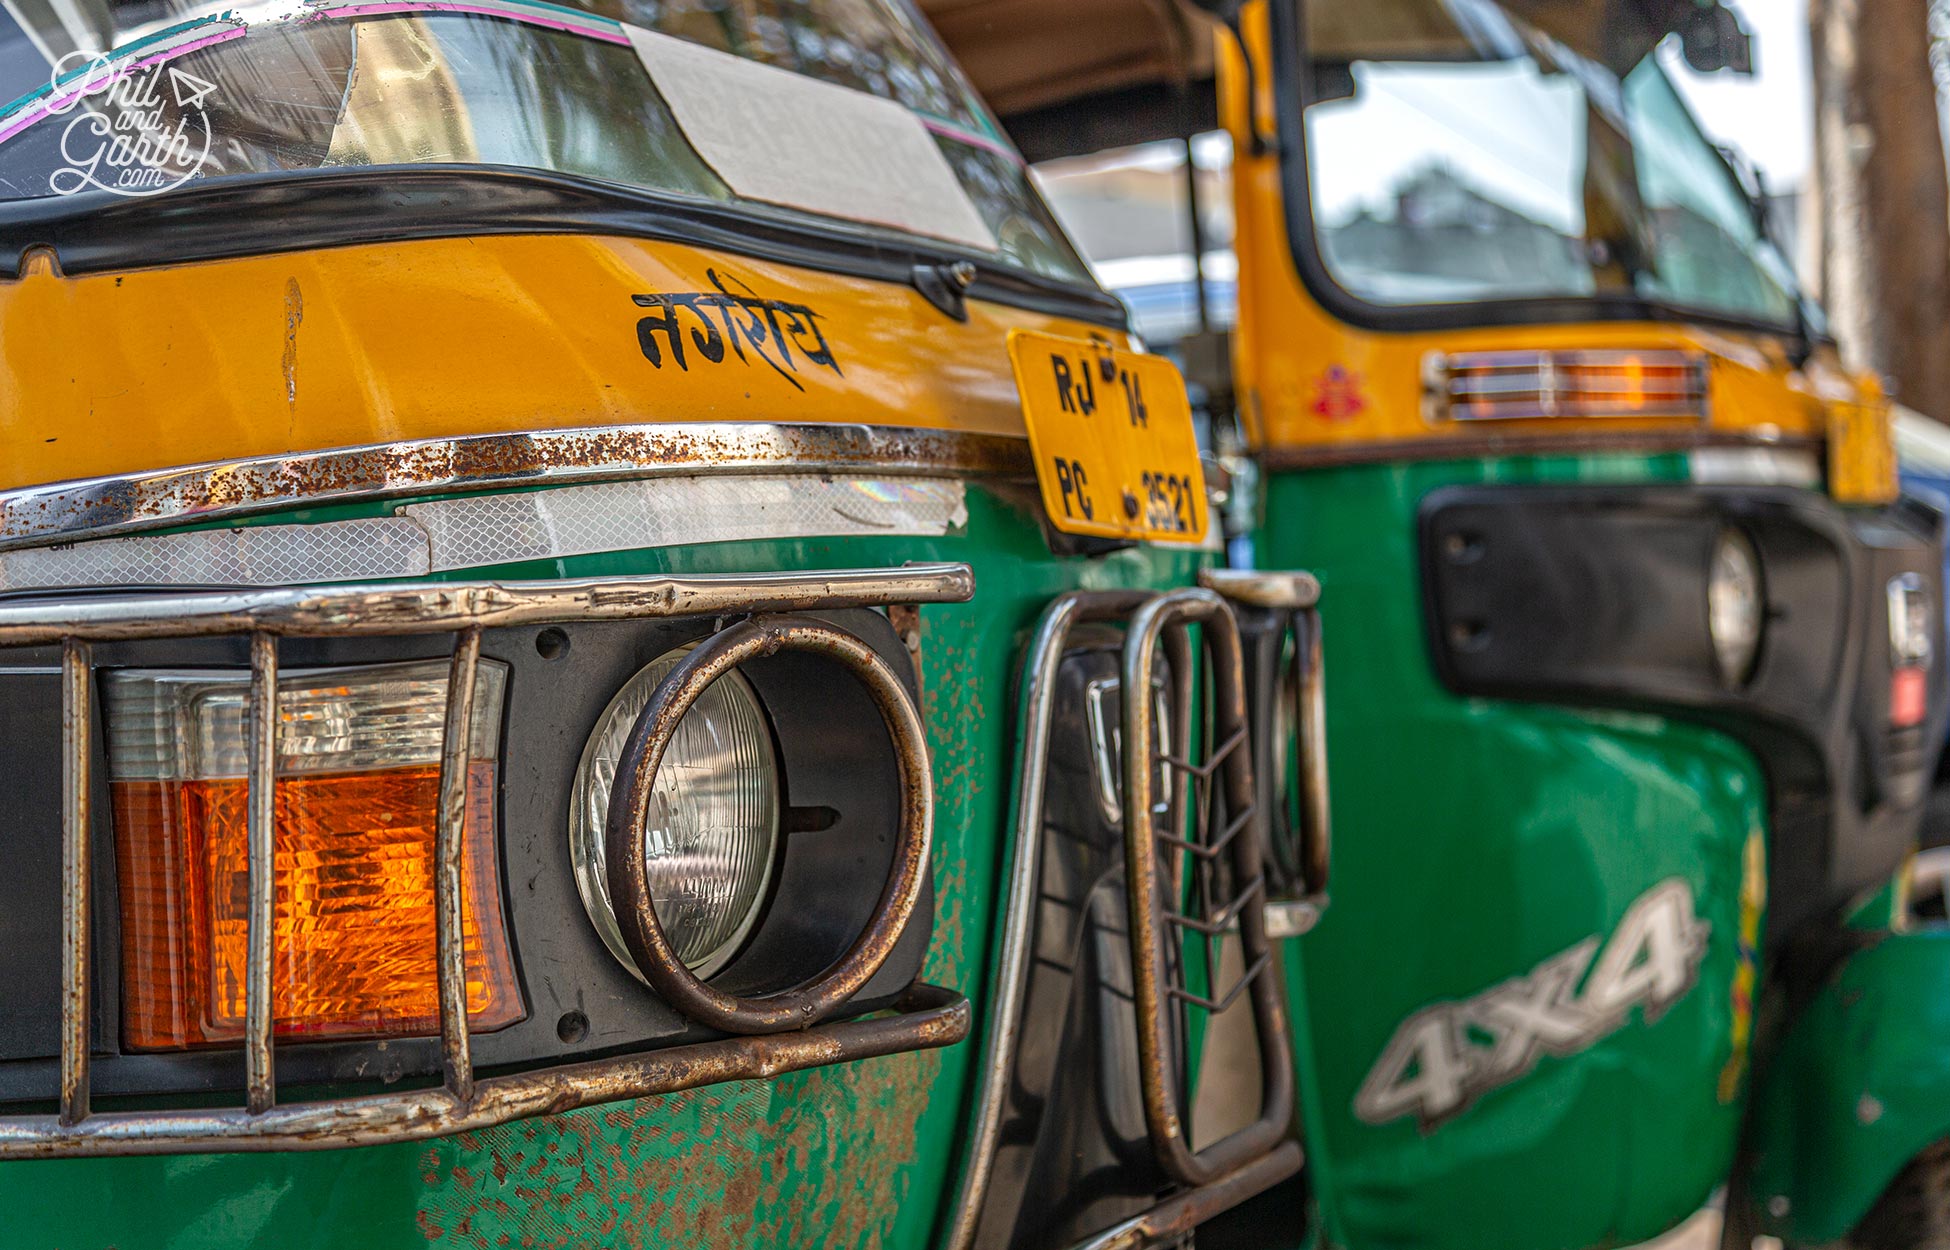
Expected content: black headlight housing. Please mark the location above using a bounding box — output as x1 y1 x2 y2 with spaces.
1421 484 1948 940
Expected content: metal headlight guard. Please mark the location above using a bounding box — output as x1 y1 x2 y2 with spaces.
605 615 932 1035
945 581 1316 1250
1199 568 1332 936
1121 588 1296 1185
0 564 972 1159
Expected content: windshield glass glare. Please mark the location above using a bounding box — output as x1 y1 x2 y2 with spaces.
0 0 1090 282
1298 0 1800 325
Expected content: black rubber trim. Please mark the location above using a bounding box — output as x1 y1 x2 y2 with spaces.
1268 0 1816 343
0 164 1130 329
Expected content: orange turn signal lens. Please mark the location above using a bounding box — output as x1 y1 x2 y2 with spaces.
105 660 523 1052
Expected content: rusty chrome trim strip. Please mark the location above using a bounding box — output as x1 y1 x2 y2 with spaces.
0 984 969 1159
0 564 976 645
1069 1141 1304 1250
1197 569 1319 612
436 628 482 1102
940 588 1153 1250
1124 588 1294 1187
244 634 278 1114
608 616 932 1035
1263 901 1321 939
1199 568 1331 912
0 424 1032 554
58 638 90 1128
5 562 974 1157
1295 605 1330 900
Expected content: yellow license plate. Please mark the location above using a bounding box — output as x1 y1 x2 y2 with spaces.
1829 398 1898 505
1006 330 1207 544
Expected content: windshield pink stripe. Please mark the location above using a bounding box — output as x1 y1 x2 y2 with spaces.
0 25 245 145
313 1 627 42
921 117 1020 164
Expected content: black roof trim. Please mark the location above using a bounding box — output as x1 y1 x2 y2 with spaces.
0 163 1130 328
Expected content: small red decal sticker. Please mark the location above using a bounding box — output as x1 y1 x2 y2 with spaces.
1312 365 1367 422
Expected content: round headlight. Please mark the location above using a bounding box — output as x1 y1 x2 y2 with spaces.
570 646 780 982
1707 527 1765 687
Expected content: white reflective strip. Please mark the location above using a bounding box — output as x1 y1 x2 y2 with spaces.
627 26 997 252
0 518 430 591
401 477 967 572
1690 446 1822 488
0 478 969 589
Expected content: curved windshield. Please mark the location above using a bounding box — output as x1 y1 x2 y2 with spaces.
0 0 1090 282
1294 0 1800 326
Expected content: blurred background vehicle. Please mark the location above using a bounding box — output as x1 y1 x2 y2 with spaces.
926 2 1950 1248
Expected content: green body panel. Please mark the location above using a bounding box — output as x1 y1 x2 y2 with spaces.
1258 456 1768 1250
0 484 1209 1249
1748 924 1950 1245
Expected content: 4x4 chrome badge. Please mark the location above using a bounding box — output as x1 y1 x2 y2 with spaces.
1355 878 1710 1129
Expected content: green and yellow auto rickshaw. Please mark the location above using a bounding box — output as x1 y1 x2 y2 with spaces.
0 1 1326 1245
931 0 1950 1246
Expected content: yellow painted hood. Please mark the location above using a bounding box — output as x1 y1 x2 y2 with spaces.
1 233 1122 492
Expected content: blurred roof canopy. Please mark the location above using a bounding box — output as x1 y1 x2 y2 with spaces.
923 0 1744 161
919 0 1218 160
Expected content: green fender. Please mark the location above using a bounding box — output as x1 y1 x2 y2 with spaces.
1747 924 1950 1245
0 486 1211 1249
1259 455 1762 1250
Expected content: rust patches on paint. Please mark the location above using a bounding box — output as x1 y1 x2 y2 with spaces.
281 278 304 410
889 603 923 706
394 984 965 1247
920 601 989 992
410 1028 947 1247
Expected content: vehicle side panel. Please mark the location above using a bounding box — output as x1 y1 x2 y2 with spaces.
1261 458 1764 1250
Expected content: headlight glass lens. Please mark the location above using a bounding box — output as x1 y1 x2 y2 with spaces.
570 646 780 982
1707 527 1765 687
